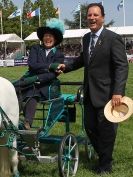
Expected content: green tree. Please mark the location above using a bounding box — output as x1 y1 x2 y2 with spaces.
64 3 114 29
0 0 58 39
64 3 88 29
33 0 58 26
105 19 115 27
1 0 20 35
22 0 34 39
22 0 58 39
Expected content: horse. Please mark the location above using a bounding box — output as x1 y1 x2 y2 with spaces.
0 77 19 177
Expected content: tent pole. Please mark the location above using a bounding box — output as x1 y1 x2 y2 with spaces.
4 41 7 59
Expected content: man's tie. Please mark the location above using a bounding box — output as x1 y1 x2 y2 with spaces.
90 33 96 57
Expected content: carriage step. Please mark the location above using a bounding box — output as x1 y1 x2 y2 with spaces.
18 130 39 147
19 154 58 163
22 147 40 161
19 130 38 135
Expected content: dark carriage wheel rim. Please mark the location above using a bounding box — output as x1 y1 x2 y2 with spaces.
58 133 79 177
85 137 96 161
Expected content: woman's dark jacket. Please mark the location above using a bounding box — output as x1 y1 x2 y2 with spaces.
21 44 64 100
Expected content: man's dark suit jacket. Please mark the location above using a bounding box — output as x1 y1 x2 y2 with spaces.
65 28 128 107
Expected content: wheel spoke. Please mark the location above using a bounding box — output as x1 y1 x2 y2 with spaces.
62 156 66 171
70 142 77 153
68 136 72 153
67 161 70 177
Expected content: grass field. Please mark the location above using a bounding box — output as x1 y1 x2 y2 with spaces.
0 64 133 177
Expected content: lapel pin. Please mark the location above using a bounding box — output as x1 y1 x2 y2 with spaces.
98 40 102 45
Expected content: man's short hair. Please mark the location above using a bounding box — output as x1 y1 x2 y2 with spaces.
87 3 105 17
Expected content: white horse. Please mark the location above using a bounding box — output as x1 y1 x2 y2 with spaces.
0 77 19 177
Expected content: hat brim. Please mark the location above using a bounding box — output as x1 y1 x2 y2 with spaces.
37 27 63 46
104 96 133 123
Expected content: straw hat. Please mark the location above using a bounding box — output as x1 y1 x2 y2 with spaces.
104 96 133 123
37 18 65 46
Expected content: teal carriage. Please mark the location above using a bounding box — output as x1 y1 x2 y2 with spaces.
0 77 93 177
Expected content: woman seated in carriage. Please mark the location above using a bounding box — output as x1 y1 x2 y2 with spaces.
14 18 65 130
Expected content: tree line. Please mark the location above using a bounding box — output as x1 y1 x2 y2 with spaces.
0 0 114 40
0 0 58 39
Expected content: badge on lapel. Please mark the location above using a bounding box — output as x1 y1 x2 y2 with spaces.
98 39 102 45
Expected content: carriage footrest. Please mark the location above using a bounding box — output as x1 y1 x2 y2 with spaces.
39 135 63 144
22 147 40 161
18 130 38 147
19 155 58 163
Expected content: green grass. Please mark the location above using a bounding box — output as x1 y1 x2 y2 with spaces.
1 64 133 177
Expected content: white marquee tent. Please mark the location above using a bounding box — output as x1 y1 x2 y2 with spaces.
108 26 133 36
24 26 133 41
24 32 38 41
0 33 24 43
0 34 24 64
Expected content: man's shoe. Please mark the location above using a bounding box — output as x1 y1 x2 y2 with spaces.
24 121 31 130
94 164 112 175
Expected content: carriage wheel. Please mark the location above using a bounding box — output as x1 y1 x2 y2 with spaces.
84 138 96 161
58 133 79 177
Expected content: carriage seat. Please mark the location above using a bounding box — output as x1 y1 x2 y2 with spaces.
61 93 77 104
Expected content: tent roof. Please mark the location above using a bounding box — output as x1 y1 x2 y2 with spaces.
24 26 133 41
107 26 133 36
24 32 38 41
63 29 90 38
0 33 24 42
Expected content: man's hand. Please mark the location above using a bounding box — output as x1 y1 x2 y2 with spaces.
111 95 122 107
55 64 66 74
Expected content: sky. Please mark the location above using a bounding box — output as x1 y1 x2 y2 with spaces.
11 0 133 27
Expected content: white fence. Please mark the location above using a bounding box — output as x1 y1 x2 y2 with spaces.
0 57 28 67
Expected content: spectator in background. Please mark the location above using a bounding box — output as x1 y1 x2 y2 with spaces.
130 40 133 49
126 41 132 50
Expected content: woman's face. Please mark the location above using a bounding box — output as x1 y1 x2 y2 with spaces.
43 33 56 48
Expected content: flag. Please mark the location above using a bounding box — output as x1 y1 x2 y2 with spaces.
117 0 123 11
55 8 60 15
99 1 103 5
27 8 40 18
8 9 21 19
74 2 81 13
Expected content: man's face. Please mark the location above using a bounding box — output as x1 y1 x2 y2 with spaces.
87 6 104 33
43 33 56 48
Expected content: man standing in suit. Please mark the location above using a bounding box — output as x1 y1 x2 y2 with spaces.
57 3 128 174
